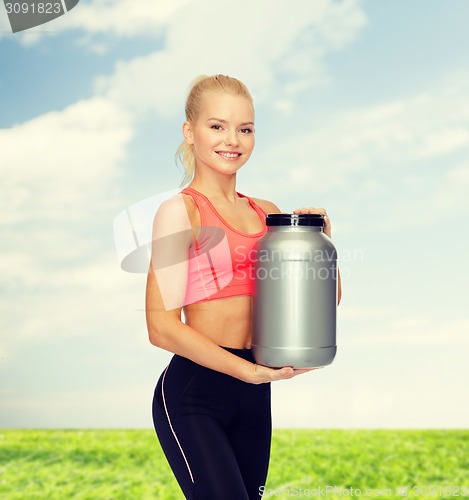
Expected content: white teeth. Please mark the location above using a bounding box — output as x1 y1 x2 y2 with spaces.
217 152 239 158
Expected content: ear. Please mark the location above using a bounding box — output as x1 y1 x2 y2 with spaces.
182 121 194 145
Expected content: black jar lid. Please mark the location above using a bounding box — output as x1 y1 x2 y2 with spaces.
266 213 325 227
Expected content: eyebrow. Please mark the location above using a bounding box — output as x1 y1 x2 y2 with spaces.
207 118 255 126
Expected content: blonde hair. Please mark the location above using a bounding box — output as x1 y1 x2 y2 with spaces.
175 74 254 188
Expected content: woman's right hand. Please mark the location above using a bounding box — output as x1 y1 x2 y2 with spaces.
249 363 321 384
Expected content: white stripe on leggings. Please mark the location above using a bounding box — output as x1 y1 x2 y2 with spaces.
162 365 195 483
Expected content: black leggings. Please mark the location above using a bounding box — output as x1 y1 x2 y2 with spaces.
152 346 272 500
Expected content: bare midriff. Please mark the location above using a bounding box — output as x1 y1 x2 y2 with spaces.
183 295 253 349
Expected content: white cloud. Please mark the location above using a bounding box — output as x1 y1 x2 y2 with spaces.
0 250 144 357
5 0 191 47
0 96 134 224
271 307 469 428
272 379 469 428
246 70 469 230
374 318 469 346
338 306 469 347
0 385 155 428
432 162 469 213
64 0 189 36
265 73 469 178
91 0 366 118
0 96 137 358
8 0 366 54
416 127 469 157
0 9 10 32
1 0 367 69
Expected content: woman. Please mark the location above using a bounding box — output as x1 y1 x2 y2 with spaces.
146 74 342 500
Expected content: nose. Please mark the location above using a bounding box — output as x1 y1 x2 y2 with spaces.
224 128 239 147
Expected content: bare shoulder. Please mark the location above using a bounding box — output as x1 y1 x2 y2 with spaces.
179 192 195 210
151 193 200 239
155 193 194 221
179 192 200 226
250 196 283 215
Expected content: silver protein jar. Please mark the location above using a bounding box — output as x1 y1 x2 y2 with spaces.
252 213 338 369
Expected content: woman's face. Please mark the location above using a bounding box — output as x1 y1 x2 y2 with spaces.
184 91 255 176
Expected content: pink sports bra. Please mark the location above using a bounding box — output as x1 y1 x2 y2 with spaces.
180 187 268 305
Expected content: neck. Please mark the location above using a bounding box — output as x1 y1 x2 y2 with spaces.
188 170 239 203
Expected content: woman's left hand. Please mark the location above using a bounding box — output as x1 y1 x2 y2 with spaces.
293 207 332 238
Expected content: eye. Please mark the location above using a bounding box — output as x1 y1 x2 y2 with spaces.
240 128 254 134
211 124 223 130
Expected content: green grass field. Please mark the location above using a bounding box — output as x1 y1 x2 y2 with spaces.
1 429 467 499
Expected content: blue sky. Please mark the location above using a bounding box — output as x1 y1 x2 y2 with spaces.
1 0 468 429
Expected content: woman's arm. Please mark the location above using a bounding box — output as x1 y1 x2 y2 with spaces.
146 264 256 382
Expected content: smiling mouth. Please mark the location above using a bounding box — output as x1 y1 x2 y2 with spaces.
216 151 242 159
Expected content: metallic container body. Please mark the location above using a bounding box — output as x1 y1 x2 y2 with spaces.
252 220 338 369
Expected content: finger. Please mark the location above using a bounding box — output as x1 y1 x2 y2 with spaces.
276 367 294 379
293 208 316 214
293 208 328 216
293 368 321 374
293 369 311 374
